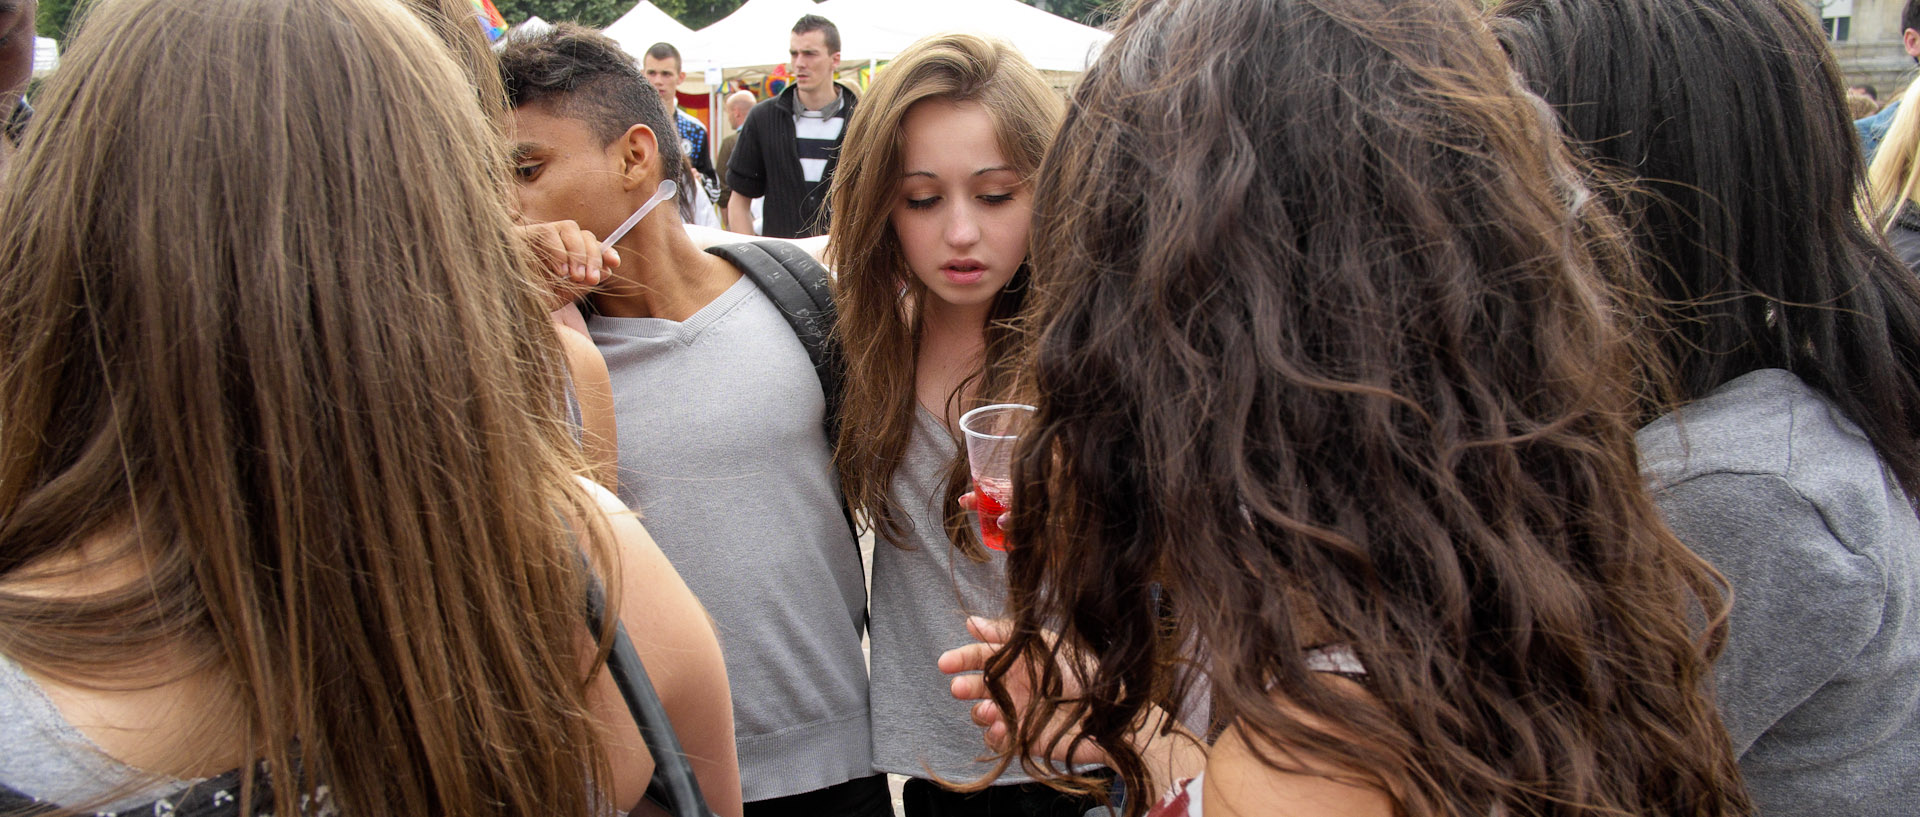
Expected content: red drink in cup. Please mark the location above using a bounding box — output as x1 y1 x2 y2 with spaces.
959 404 1034 552
971 476 1014 551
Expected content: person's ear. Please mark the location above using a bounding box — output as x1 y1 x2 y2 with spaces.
616 123 660 192
1906 28 1920 60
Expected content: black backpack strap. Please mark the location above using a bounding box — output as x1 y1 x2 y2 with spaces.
585 576 715 817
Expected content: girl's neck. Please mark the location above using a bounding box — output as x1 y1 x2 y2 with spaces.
915 295 991 427
918 295 991 348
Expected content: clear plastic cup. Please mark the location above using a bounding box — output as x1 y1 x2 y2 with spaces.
958 403 1036 551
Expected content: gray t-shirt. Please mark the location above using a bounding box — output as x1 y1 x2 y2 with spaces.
589 275 872 802
1639 368 1920 816
867 408 1032 783
0 653 211 814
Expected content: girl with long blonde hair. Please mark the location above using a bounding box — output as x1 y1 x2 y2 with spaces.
825 33 1080 816
1868 80 1920 272
0 0 737 813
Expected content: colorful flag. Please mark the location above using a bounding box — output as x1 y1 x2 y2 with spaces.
469 0 508 42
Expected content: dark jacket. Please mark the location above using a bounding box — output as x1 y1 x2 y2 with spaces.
724 82 858 238
1889 203 1920 276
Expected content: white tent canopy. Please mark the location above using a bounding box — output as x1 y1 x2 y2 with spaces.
685 0 897 73
32 36 58 75
598 0 1106 83
815 0 1109 74
602 1 700 60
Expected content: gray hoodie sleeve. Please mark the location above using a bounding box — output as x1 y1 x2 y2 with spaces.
1651 469 1887 756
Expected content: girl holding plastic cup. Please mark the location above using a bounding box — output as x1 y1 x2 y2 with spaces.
825 33 1084 816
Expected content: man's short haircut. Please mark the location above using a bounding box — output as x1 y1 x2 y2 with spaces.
1906 0 1920 35
793 14 840 54
645 42 682 72
495 23 685 179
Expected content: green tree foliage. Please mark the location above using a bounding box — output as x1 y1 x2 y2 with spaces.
675 1 743 29
35 0 89 42
494 0 633 28
1023 0 1118 25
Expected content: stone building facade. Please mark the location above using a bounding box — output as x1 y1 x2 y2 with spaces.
1822 0 1916 100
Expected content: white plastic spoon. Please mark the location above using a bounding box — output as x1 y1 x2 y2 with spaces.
601 178 678 250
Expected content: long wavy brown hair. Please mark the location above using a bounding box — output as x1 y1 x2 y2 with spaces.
0 0 619 814
827 34 1061 559
981 1 1749 816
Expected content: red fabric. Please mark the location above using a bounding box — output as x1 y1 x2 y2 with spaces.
1147 778 1199 817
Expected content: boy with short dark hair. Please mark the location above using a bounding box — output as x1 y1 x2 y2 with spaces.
496 24 889 817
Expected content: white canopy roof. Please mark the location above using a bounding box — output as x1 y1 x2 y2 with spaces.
32 36 58 75
601 1 700 60
594 0 1106 90
815 0 1108 73
688 0 901 73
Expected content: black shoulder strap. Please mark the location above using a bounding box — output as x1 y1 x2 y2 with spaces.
704 240 843 439
586 576 715 817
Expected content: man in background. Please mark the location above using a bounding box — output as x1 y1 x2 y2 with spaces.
725 15 856 238
644 41 719 193
716 89 755 223
644 41 723 226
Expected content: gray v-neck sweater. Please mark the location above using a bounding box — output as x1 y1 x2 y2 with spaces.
589 276 872 801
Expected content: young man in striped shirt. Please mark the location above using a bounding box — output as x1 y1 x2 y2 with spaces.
724 15 858 238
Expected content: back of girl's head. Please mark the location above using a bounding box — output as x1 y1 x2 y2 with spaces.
0 0 612 813
828 34 1061 553
1495 0 1920 496
989 0 1747 815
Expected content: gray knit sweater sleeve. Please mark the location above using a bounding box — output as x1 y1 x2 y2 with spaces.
1638 368 1920 816
1650 470 1886 754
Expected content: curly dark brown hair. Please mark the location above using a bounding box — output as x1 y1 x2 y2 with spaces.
979 1 1751 816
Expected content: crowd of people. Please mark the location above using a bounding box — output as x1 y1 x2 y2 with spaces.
0 0 1915 816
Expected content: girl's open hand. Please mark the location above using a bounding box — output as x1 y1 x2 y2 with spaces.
937 617 1108 765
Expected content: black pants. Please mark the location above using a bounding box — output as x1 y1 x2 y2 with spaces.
901 777 1112 817
743 774 894 817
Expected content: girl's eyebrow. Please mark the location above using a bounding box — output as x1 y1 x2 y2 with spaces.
900 166 1017 179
